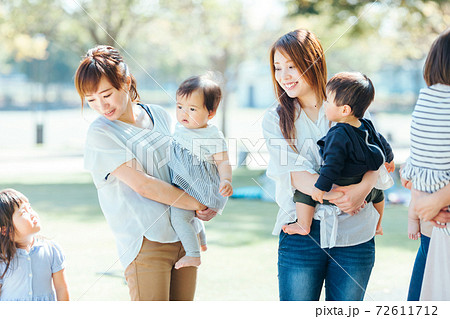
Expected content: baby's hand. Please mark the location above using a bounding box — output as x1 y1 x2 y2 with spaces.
311 187 325 204
376 225 383 236
219 180 233 197
401 176 412 190
385 161 395 173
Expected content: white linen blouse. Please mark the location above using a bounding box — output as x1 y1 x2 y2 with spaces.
262 104 379 248
84 104 203 268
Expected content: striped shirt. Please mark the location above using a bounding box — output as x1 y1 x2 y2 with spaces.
402 84 450 236
402 84 450 193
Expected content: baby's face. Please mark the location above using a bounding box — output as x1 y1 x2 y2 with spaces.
176 89 213 129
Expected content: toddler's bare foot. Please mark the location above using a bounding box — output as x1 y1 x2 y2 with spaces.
174 256 201 269
282 222 310 235
201 244 207 252
408 217 420 240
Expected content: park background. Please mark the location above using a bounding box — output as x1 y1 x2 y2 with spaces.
0 0 448 300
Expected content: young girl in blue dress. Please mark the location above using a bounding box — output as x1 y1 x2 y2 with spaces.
0 188 69 301
169 74 233 269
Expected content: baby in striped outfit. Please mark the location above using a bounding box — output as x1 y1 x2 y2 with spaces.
168 74 233 269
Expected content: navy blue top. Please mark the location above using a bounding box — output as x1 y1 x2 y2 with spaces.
314 118 394 192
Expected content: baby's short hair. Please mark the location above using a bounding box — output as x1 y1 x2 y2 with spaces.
326 72 375 119
176 74 222 113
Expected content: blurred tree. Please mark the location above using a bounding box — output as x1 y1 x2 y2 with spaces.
283 0 448 106
1 0 158 72
0 0 60 61
1 0 282 132
60 0 158 50
287 0 449 60
142 0 280 135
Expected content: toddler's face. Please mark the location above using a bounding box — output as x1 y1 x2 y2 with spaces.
324 91 343 122
176 89 213 129
13 201 41 238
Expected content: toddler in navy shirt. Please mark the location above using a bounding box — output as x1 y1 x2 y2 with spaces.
283 72 394 236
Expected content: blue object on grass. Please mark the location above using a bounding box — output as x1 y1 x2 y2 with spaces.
231 186 262 199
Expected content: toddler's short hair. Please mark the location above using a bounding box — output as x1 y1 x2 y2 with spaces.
176 74 222 113
326 72 375 119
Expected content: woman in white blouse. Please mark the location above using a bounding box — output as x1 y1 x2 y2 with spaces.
74 45 216 300
262 29 380 301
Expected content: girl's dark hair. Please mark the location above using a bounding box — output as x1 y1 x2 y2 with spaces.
176 74 222 113
326 72 375 119
270 29 327 152
424 28 450 86
74 45 140 107
0 189 28 279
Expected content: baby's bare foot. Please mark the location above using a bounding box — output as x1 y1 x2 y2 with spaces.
175 256 201 269
282 222 310 235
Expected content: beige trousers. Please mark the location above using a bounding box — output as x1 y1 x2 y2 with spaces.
124 237 197 301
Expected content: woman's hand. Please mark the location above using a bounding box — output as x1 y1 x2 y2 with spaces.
196 208 217 221
329 170 378 214
329 183 368 214
410 188 443 221
430 207 450 228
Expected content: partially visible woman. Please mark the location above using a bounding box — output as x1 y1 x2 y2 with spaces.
401 28 450 301
74 45 216 301
262 29 380 301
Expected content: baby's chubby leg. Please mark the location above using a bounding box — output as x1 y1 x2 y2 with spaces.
408 198 421 240
171 207 201 269
199 229 207 252
373 200 385 236
282 203 315 235
283 189 343 235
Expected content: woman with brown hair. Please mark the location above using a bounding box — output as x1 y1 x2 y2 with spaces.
262 29 380 300
74 45 216 300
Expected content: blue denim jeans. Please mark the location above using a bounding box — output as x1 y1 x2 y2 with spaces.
278 220 375 301
407 234 430 301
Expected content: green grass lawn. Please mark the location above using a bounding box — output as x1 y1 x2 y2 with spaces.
0 168 419 300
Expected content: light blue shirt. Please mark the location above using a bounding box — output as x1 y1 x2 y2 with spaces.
0 238 65 301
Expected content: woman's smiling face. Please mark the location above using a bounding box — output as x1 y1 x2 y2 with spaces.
273 49 312 99
85 76 131 123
